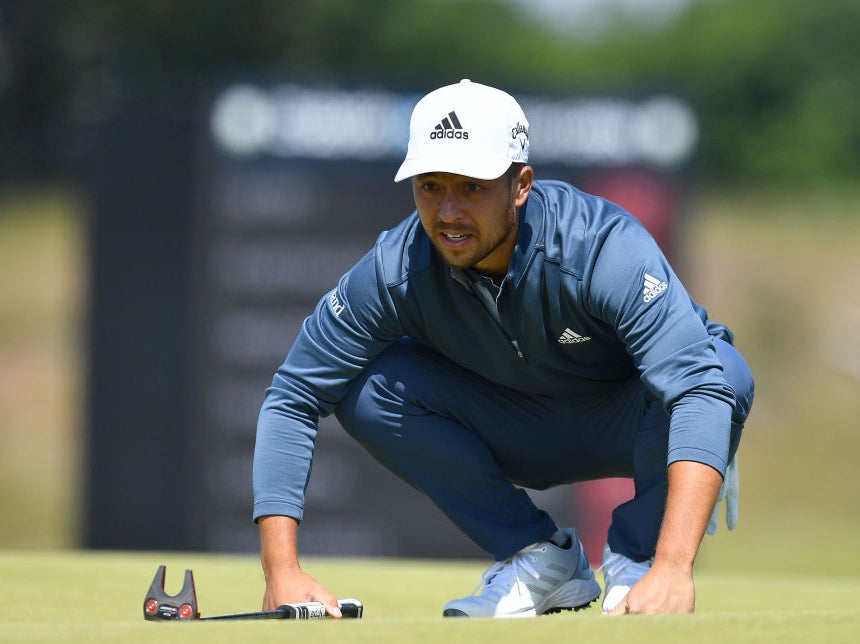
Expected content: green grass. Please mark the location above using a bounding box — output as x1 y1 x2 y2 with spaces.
1 550 858 643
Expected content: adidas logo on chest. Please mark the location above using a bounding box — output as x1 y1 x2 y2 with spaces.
558 328 591 344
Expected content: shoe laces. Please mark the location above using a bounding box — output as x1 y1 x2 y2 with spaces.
597 549 652 581
472 544 544 598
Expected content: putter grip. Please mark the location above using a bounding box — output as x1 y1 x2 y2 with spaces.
279 599 363 619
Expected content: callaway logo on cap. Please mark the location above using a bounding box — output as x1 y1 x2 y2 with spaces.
394 79 529 182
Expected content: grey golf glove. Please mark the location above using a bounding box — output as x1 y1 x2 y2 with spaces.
707 454 739 534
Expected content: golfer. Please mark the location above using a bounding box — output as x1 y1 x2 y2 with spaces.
252 79 754 617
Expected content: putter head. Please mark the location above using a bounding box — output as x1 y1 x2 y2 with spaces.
143 565 200 621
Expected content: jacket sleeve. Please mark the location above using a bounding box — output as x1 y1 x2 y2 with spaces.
252 249 403 522
584 217 737 475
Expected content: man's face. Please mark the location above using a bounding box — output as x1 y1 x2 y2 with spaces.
411 168 532 279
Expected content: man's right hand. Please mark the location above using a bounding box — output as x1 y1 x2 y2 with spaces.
262 566 342 617
258 515 342 618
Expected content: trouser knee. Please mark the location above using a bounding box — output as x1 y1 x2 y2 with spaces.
334 340 464 473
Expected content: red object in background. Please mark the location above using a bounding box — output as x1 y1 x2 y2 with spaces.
584 168 679 260
574 169 680 564
574 479 634 564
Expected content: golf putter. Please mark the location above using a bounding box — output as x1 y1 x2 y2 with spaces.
143 565 363 621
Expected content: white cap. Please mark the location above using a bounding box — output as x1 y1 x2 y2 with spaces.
394 79 529 182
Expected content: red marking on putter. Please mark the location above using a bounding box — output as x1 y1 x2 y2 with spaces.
143 565 199 621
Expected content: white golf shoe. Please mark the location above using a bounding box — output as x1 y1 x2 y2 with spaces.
443 528 601 618
599 543 654 613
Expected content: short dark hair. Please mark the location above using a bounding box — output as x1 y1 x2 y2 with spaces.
506 162 527 187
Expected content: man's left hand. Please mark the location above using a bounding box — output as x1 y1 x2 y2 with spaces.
607 561 695 615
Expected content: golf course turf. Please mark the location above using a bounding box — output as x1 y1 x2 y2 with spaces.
1 549 857 643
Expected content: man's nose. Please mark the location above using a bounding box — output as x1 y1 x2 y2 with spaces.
437 193 463 222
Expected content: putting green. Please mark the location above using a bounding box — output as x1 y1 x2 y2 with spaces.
1 550 857 643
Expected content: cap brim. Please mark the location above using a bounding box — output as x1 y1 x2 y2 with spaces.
394 157 512 182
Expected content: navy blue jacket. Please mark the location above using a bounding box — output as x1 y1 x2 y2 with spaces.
253 180 737 522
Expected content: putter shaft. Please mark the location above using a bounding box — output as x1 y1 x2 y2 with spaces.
201 599 363 620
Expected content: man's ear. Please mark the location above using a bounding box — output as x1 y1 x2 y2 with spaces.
514 166 534 207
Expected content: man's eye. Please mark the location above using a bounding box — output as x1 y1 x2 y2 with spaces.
464 183 481 192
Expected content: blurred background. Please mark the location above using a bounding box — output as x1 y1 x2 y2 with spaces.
1 0 858 575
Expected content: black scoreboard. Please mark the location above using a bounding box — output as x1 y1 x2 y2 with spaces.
82 82 697 556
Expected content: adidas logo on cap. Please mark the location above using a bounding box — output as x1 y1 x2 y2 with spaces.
430 111 469 140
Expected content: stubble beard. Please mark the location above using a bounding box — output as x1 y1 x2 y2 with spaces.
434 200 519 272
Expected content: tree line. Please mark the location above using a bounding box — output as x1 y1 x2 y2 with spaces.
1 0 856 185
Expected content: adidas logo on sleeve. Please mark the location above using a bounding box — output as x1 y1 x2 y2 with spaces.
642 273 668 303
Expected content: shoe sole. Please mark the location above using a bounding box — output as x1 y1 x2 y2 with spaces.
543 600 596 615
535 576 601 615
443 608 469 617
443 592 599 618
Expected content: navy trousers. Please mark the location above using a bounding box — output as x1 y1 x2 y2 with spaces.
334 337 754 561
